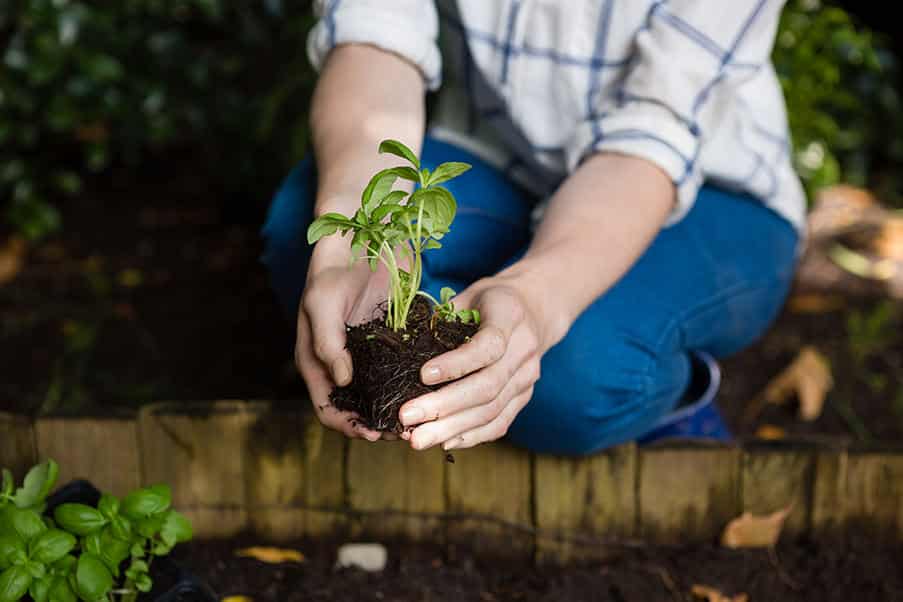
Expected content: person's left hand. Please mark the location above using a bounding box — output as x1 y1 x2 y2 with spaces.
398 277 557 451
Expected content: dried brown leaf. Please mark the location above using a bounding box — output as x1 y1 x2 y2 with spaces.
235 546 305 564
763 346 833 421
787 293 845 314
754 424 786 440
721 506 792 549
874 219 903 261
0 237 26 286
691 584 749 602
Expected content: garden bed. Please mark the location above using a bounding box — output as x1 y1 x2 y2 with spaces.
176 535 903 602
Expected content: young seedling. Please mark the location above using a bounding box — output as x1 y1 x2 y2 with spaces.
423 286 480 328
307 139 478 331
0 459 192 602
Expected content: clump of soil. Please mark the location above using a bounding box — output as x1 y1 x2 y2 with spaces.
330 296 478 433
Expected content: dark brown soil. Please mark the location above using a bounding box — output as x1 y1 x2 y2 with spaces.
331 297 479 433
173 535 903 601
721 293 903 443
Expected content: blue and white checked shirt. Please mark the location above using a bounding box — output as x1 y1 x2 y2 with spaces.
307 0 806 230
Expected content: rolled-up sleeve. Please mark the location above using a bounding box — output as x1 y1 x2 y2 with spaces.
566 0 786 224
307 0 442 90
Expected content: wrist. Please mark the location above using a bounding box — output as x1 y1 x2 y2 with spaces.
494 261 576 350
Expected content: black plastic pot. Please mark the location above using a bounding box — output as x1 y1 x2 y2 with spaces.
45 481 218 602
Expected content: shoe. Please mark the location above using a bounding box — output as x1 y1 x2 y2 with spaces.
637 351 732 444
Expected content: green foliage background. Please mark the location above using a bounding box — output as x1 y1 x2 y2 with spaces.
0 0 900 241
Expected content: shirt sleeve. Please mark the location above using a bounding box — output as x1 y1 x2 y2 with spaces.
565 0 786 225
306 0 442 91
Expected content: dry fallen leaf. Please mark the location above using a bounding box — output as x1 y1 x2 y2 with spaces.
691 584 749 602
234 546 305 564
0 237 27 286
754 424 786 440
721 506 792 549
874 219 903 261
763 346 833 421
787 293 845 314
221 597 254 602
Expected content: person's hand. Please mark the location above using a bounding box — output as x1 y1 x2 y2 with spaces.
398 275 565 450
296 234 390 440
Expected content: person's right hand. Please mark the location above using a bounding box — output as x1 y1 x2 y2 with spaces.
296 234 389 440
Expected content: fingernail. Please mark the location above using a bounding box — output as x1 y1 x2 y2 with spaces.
422 365 441 385
332 357 351 386
400 406 425 425
443 440 457 451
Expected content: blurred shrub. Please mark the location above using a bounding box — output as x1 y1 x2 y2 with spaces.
774 0 903 202
0 0 315 240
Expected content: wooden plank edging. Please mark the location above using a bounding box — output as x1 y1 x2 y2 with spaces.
3 403 903 556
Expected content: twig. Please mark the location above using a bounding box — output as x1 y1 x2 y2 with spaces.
645 564 685 602
768 546 802 591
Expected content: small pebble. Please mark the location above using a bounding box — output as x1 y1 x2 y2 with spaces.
336 543 388 572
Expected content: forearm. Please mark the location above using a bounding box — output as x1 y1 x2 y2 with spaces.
310 44 426 218
499 153 675 347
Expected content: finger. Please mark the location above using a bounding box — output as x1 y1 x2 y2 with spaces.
297 313 379 441
301 288 353 386
443 387 533 451
420 287 524 385
408 357 538 450
400 327 536 428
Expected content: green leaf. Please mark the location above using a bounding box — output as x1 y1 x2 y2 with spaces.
0 471 12 499
378 139 420 168
129 543 145 559
424 239 442 250
29 575 52 602
379 190 409 207
413 188 456 235
135 514 166 539
97 496 119 520
426 162 471 187
10 509 46 542
52 505 106 536
159 511 192 546
75 554 112 602
95 528 129 576
12 460 58 509
49 576 76 602
0 535 25 570
25 561 45 580
28 530 75 565
151 541 173 557
350 229 370 257
121 486 171 520
82 533 101 557
306 213 353 244
440 287 456 305
0 566 31 602
361 167 418 214
109 515 131 542
135 573 152 593
50 555 76 577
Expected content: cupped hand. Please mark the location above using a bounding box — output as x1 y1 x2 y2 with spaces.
296 236 392 440
399 277 558 451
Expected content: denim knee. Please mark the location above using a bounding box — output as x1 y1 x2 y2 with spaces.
507 326 691 455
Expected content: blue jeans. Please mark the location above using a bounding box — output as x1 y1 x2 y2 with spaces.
262 136 799 455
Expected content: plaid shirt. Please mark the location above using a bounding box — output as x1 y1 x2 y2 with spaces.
308 0 805 230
